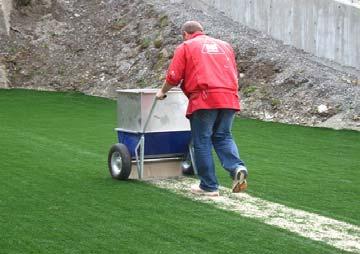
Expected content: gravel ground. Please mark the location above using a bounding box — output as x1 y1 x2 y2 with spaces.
148 0 360 130
0 0 359 130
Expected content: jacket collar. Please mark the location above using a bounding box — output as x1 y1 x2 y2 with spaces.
188 31 205 40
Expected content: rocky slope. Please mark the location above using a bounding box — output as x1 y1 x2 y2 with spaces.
1 0 359 130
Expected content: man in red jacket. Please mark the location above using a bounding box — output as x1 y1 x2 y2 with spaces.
156 21 248 196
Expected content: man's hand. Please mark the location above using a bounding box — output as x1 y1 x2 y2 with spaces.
156 89 167 100
156 81 175 100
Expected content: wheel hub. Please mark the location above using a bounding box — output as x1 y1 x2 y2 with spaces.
111 152 122 176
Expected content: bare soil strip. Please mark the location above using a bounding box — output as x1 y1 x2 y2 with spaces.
150 177 360 253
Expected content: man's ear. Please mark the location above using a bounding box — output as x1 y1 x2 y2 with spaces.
184 32 191 41
182 31 187 40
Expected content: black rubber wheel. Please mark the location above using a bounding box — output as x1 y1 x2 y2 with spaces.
181 161 194 175
108 143 132 180
181 152 194 175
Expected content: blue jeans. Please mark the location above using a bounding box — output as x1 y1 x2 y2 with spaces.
190 109 246 191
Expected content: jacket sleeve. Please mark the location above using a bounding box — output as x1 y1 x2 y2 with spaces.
227 43 239 89
229 44 238 79
166 44 186 86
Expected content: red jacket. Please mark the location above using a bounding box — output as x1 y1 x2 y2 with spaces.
166 32 240 117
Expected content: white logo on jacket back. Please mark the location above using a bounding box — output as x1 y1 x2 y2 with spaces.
202 43 225 54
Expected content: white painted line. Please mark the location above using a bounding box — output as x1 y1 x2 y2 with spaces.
150 177 360 253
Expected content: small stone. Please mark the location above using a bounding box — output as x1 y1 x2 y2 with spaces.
317 104 328 114
353 115 360 122
160 48 169 59
20 69 30 76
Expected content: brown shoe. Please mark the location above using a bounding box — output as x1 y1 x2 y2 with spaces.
190 185 220 197
232 167 248 193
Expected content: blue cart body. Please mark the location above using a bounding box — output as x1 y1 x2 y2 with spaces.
117 130 191 159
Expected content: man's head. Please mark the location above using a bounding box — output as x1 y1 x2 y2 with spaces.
181 21 204 41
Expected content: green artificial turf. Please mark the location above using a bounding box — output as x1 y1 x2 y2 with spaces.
216 117 360 226
0 89 357 254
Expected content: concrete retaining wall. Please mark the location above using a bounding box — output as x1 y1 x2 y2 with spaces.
0 0 12 35
0 64 9 88
0 0 12 88
184 0 360 70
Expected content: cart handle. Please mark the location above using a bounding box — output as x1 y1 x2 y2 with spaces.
142 95 166 133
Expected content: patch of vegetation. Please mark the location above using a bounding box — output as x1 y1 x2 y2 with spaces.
158 48 168 60
8 46 18 54
154 57 165 71
154 49 169 71
153 36 163 49
259 87 270 98
140 37 151 49
57 65 66 76
111 18 127 30
159 14 169 28
136 78 148 87
243 85 257 96
15 0 31 7
271 98 281 109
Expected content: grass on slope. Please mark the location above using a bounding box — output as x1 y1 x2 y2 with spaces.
0 89 356 254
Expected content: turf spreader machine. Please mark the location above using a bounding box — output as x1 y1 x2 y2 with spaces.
108 89 196 180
